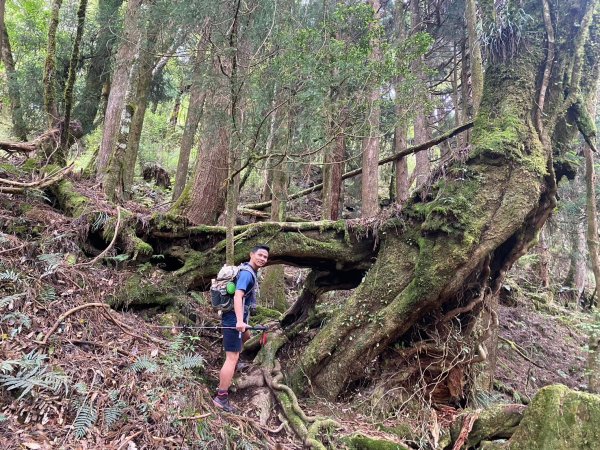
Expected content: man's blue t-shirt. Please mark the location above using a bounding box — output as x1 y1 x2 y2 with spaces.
222 266 257 326
236 269 255 294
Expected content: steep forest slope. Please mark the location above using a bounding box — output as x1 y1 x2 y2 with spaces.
0 178 594 449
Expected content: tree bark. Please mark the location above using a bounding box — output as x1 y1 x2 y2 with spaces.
411 0 431 189
360 0 382 218
43 0 62 127
172 25 210 201
96 0 143 181
59 0 88 164
0 3 27 140
74 0 124 135
465 0 484 112
288 0 599 399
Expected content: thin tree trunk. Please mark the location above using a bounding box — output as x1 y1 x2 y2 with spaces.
74 0 124 135
411 0 430 189
43 0 62 127
564 221 587 306
59 0 88 163
120 26 161 199
0 5 27 140
169 88 183 129
465 0 483 112
537 226 550 288
361 0 382 218
96 0 143 181
173 26 210 201
584 136 600 308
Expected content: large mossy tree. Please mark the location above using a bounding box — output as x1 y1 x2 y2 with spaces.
56 0 600 403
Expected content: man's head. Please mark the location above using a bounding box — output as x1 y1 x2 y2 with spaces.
249 245 269 270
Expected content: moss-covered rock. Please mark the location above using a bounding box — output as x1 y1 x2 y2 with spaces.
342 433 409 450
507 384 600 450
450 404 526 448
259 265 287 312
108 273 181 308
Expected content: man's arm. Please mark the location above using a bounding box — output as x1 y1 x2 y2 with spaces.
234 289 246 332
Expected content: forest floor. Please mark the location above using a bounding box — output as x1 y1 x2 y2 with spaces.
0 175 594 449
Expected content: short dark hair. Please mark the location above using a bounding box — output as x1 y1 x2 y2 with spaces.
251 245 270 253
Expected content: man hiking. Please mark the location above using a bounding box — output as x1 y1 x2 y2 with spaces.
213 245 269 412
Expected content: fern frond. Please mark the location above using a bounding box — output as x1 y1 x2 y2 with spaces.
179 354 205 370
40 287 57 303
130 356 158 373
74 382 88 395
37 253 62 275
0 269 20 282
73 404 97 439
169 333 185 352
103 401 126 429
0 293 24 308
1 312 31 335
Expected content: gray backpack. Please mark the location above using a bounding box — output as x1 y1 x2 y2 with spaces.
210 264 256 312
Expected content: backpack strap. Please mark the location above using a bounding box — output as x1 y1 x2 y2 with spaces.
238 263 257 298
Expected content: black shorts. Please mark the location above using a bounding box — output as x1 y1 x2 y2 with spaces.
222 310 249 352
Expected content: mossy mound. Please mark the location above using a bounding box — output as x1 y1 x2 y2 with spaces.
506 384 600 450
450 404 526 448
342 433 409 450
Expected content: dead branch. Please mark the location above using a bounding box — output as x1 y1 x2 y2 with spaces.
0 164 74 194
79 206 122 266
243 121 474 211
67 339 133 357
499 336 545 369
37 302 111 345
452 412 479 450
0 140 36 153
176 413 211 420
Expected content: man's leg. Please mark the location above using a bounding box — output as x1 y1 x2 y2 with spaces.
218 351 239 390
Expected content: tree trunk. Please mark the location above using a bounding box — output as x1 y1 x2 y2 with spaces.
118 25 161 200
288 0 599 399
74 0 124 135
43 0 62 127
564 221 587 306
96 0 143 181
172 26 210 202
360 0 382 218
411 0 431 189
465 0 484 113
174 115 228 225
0 4 27 140
59 0 88 164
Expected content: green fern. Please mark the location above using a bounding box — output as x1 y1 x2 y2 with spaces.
0 293 24 308
0 270 20 282
40 287 57 303
37 253 62 276
74 382 88 395
73 404 97 439
103 395 127 430
178 354 205 370
1 312 31 336
169 333 186 352
0 351 70 399
130 356 158 373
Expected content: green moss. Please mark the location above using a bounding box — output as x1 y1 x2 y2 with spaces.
53 180 89 217
250 305 282 325
259 265 287 313
376 423 416 441
508 385 600 450
342 433 409 450
109 274 181 308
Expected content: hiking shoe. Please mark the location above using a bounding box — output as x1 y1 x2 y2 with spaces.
213 396 237 413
